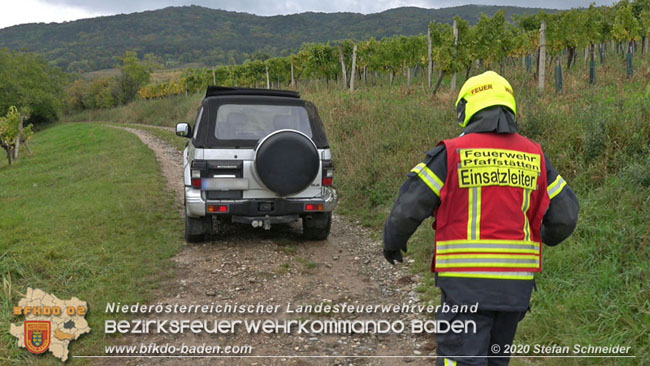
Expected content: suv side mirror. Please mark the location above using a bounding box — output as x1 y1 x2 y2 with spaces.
176 123 191 138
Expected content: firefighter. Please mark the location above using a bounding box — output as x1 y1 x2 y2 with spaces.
383 71 579 366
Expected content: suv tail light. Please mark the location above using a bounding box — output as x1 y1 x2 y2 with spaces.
208 204 229 213
191 170 201 188
191 177 202 188
305 203 324 211
191 160 208 189
322 160 334 187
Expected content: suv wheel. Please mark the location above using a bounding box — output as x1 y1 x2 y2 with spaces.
185 214 209 243
303 212 332 240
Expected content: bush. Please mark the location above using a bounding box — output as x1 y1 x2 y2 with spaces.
0 49 64 126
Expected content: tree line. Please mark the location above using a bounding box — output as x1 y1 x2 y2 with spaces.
66 52 158 111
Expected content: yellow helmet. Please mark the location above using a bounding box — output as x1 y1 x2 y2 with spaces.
455 71 516 128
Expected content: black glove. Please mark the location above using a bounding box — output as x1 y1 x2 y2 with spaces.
383 248 404 265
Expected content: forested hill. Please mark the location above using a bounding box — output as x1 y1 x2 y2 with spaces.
0 5 554 72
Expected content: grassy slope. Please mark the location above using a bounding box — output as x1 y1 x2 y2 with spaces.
61 58 650 365
0 123 183 365
66 93 202 127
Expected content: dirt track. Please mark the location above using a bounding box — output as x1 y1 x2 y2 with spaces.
101 126 436 365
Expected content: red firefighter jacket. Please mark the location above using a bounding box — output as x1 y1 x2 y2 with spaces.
433 132 550 280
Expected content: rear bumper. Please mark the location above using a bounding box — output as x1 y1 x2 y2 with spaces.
185 187 337 218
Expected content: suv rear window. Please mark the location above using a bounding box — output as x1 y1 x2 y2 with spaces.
215 104 312 140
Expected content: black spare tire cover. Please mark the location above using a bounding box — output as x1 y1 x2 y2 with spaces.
255 130 320 196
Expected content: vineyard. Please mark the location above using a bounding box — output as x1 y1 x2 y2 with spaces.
127 1 650 101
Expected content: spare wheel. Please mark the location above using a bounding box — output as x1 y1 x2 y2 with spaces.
254 130 320 196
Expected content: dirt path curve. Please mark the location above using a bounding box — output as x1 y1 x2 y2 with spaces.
128 123 175 132
105 126 436 366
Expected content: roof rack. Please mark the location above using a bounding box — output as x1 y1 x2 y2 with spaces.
205 86 300 99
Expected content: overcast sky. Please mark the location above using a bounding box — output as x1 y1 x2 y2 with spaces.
0 0 618 30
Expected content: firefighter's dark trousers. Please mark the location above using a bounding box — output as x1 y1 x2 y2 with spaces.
435 303 526 366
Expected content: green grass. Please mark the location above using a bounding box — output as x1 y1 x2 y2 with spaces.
295 257 319 272
276 262 291 275
280 245 298 256
0 123 183 365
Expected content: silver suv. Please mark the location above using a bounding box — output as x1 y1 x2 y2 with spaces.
176 87 337 242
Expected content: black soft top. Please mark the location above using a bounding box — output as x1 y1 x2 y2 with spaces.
192 90 329 149
206 86 300 99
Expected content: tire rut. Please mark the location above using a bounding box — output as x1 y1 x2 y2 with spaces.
101 126 435 366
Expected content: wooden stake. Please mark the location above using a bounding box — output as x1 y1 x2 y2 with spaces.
339 45 348 89
538 21 546 92
451 19 458 91
350 45 358 92
13 116 23 160
427 26 433 89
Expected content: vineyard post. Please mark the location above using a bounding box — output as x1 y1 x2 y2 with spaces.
339 45 348 88
538 21 546 92
427 26 433 89
265 65 270 89
450 19 458 91
290 61 295 88
589 43 596 85
626 41 634 77
13 115 23 160
350 44 358 92
407 66 411 88
555 58 563 92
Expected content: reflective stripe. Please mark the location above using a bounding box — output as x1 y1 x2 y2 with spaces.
444 359 457 366
522 188 531 241
437 254 540 268
435 240 541 270
467 187 482 240
437 241 540 254
437 247 539 254
437 261 539 268
411 163 444 197
439 271 535 280
439 239 540 245
547 175 567 199
437 257 538 264
437 254 540 259
437 258 538 264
